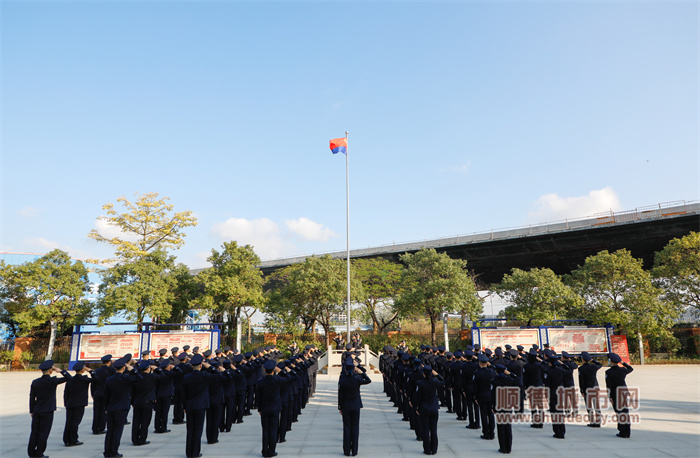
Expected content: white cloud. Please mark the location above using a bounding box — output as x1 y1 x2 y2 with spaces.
211 217 295 260
211 216 338 260
93 218 140 242
284 217 338 242
19 206 43 219
527 187 622 223
23 237 94 261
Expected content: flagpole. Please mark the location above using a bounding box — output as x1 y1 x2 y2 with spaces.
345 131 351 344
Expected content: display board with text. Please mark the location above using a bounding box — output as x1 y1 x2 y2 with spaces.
547 327 609 354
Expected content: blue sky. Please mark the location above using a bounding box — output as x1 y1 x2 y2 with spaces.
2 0 698 269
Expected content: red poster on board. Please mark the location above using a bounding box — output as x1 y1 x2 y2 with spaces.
610 335 630 364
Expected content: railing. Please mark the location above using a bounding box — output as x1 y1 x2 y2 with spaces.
319 345 380 375
258 200 698 266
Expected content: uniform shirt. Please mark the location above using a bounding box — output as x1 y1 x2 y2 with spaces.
414 375 445 415
472 366 496 403
256 374 287 414
605 363 634 408
578 360 602 391
104 371 140 412
91 364 115 398
183 370 214 411
64 372 93 408
30 371 71 414
337 371 372 412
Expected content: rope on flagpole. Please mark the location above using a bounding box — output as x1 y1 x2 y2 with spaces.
345 131 351 344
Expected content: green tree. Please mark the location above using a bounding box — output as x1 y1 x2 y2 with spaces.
276 255 362 348
0 250 92 359
88 192 197 263
568 249 680 354
494 267 582 325
160 263 202 326
653 232 700 317
97 250 178 328
352 258 403 334
394 248 480 345
264 264 315 333
196 242 265 338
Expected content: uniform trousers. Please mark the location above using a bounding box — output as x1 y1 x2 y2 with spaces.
220 396 235 432
478 402 495 439
154 396 171 432
185 408 206 458
235 394 246 423
104 409 128 457
452 387 465 419
260 411 279 457
342 410 361 456
613 403 631 438
245 385 255 413
205 403 222 443
419 411 439 454
131 403 153 445
172 391 185 423
63 406 85 445
496 423 513 453
583 390 601 425
92 395 107 433
278 402 290 441
28 412 53 457
465 389 480 428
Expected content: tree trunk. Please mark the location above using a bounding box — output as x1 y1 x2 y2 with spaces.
247 318 252 344
46 319 57 360
430 315 437 346
638 331 645 365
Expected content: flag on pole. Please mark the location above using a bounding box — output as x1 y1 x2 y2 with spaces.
329 137 347 155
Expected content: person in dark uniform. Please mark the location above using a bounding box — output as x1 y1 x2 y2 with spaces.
277 361 296 443
219 359 237 433
256 359 285 458
205 359 229 445
523 350 545 429
62 361 93 447
544 353 568 439
606 353 634 438
462 350 481 429
92 354 115 435
578 351 603 427
173 352 191 425
491 364 519 454
232 354 248 424
28 360 71 458
154 358 179 433
103 357 140 458
131 360 156 446
183 354 221 458
473 354 496 440
414 366 444 455
337 357 372 457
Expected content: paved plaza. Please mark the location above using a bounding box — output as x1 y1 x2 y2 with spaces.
1 365 698 457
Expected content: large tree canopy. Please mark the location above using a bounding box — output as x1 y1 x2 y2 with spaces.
97 250 179 328
567 249 679 340
352 258 403 333
196 242 265 337
88 192 197 263
0 250 92 359
494 267 582 325
653 232 700 316
395 248 480 345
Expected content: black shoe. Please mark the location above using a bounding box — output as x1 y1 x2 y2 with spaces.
124 421 130 425
208 440 219 444
466 425 479 429
66 441 83 446
236 420 244 424
446 409 454 413
616 433 630 438
424 452 432 455
134 441 150 446
498 449 510 454
93 431 107 435
553 434 565 439
480 435 493 440
155 429 171 433
279 439 286 443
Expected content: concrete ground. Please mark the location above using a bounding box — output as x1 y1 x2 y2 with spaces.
1 365 698 457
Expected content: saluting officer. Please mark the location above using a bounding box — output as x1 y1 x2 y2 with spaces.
256 359 286 458
91 354 115 435
28 360 71 458
578 351 603 427
337 357 372 457
606 353 634 438
62 361 93 447
103 357 140 458
414 366 444 455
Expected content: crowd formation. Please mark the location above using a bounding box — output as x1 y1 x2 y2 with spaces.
379 342 634 455
27 344 321 458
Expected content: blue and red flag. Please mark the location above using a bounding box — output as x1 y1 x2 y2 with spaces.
329 137 347 155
